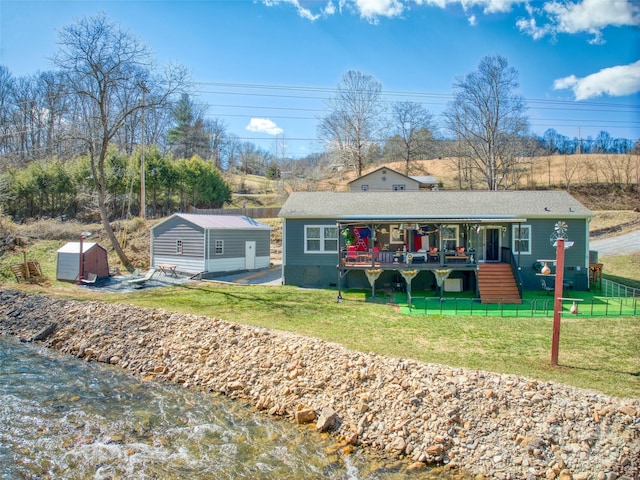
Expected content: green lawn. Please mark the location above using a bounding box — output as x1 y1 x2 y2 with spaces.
105 282 639 399
2 245 638 399
400 289 639 317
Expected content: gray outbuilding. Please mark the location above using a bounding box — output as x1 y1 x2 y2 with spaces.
150 213 272 276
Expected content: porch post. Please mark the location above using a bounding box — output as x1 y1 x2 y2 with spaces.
370 223 376 267
337 222 343 302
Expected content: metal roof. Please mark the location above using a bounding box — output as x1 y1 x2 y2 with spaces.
409 175 438 184
153 213 272 230
278 191 593 221
57 242 102 253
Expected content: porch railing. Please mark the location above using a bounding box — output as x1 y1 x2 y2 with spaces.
340 249 476 268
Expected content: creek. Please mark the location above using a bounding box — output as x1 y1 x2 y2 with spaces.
0 337 462 480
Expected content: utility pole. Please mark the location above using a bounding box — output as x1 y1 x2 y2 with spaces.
577 127 582 155
139 82 149 220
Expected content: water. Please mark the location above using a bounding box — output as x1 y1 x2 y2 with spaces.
0 337 463 480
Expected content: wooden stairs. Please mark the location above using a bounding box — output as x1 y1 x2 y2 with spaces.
478 263 522 304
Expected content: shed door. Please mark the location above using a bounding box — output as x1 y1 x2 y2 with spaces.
245 241 256 270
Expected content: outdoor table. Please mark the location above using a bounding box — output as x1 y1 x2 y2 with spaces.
157 264 177 277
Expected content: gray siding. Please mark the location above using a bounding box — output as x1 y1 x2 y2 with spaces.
151 215 271 275
514 218 590 290
282 217 590 291
207 230 270 259
283 219 339 287
153 217 205 258
152 219 205 273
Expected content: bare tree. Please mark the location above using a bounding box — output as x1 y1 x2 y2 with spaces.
0 66 14 159
444 55 529 191
318 70 385 177
205 117 227 169
561 154 580 190
390 101 435 175
53 13 186 270
37 71 71 159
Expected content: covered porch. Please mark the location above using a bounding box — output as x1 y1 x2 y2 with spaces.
336 220 522 304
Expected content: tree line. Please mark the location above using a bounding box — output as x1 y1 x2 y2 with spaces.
1 149 231 222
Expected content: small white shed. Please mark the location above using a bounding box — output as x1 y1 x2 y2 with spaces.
56 242 110 282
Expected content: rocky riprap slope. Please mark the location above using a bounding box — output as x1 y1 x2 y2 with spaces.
1 289 638 480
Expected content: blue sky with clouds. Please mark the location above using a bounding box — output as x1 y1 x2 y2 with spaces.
1 0 638 157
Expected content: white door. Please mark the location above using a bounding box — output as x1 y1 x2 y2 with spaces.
245 241 256 270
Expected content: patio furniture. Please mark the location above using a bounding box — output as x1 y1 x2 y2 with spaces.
392 274 405 292
157 264 178 277
589 263 603 288
127 268 157 287
345 246 358 263
445 250 468 264
540 279 554 295
80 272 97 284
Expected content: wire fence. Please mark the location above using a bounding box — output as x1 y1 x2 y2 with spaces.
402 294 639 317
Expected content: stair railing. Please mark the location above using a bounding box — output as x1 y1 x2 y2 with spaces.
501 246 523 299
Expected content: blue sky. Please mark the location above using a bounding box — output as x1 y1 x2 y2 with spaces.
1 0 638 158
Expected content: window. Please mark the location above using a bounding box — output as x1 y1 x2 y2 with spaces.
441 225 459 251
176 240 183 254
214 239 224 255
512 224 531 255
392 184 405 191
305 225 338 253
361 184 369 191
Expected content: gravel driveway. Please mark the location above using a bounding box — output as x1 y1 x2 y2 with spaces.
590 230 640 256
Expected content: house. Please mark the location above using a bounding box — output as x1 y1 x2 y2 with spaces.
56 242 109 282
150 213 271 277
347 166 438 192
278 191 593 303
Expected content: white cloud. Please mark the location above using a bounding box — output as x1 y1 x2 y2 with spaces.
261 0 639 42
246 118 284 135
355 0 404 20
261 0 335 21
415 0 520 14
518 0 640 43
553 60 640 100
